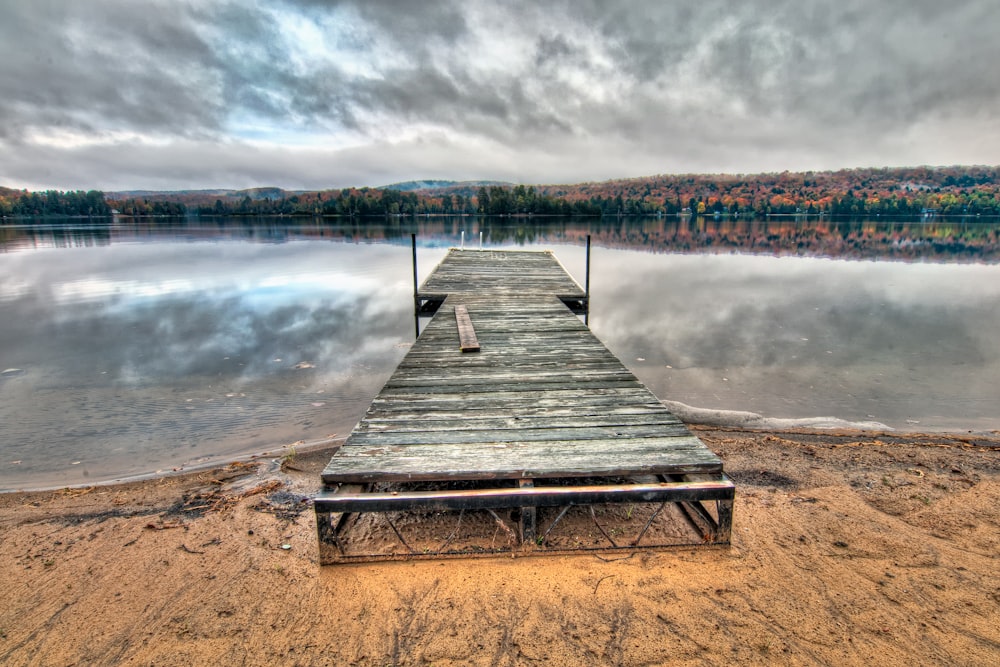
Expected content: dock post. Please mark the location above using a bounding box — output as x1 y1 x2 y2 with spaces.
411 233 420 339
584 234 591 326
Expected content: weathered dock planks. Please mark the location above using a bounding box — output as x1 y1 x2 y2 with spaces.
418 250 586 298
416 249 589 314
323 294 718 482
316 248 733 562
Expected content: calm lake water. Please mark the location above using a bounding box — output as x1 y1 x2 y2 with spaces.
2 216 999 490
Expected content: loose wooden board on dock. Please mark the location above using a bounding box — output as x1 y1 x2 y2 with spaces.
453 304 480 352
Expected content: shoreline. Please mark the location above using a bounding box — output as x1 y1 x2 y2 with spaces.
0 435 347 495
1 426 997 665
5 418 998 495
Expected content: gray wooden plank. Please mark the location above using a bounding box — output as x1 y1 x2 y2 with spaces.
363 404 669 420
356 413 684 434
367 390 667 414
368 386 662 406
385 369 636 385
322 436 720 483
377 380 645 395
343 422 693 446
395 357 628 371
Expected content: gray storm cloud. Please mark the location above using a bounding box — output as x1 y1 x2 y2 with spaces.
1 0 998 190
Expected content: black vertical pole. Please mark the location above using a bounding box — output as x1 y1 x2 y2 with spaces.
411 233 420 339
584 234 591 327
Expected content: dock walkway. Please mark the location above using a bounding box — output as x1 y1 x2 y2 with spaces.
315 249 733 562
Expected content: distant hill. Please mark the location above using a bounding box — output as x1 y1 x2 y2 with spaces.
378 180 458 192
379 179 512 193
107 187 296 201
108 189 236 197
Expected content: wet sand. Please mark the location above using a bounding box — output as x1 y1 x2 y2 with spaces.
1 427 998 666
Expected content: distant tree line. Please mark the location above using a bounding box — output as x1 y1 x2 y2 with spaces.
474 185 600 216
566 185 1000 218
194 188 434 217
0 189 110 216
536 166 1000 217
185 185 599 217
109 197 187 216
0 186 595 219
5 166 1000 220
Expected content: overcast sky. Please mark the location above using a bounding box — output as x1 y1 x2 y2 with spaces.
2 0 999 191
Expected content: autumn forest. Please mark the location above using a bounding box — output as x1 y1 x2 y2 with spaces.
3 165 1000 219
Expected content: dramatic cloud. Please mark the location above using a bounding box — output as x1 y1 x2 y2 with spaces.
2 0 998 190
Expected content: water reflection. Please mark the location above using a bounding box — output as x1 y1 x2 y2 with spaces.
0 237 434 490
4 216 998 263
589 252 1000 433
2 217 999 489
577 217 1000 263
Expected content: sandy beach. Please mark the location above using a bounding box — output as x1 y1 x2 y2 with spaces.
1 426 997 666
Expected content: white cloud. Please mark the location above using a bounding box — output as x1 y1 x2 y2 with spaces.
2 0 998 190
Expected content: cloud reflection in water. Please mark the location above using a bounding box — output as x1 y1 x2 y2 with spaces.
0 240 416 489
590 250 1000 431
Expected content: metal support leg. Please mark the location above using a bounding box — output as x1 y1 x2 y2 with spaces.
519 479 536 544
715 498 734 544
316 508 343 565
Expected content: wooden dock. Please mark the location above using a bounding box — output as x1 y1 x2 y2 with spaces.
315 249 733 562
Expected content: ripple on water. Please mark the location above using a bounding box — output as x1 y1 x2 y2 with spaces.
0 380 372 491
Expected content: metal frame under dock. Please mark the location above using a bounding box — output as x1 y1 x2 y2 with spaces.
315 248 734 563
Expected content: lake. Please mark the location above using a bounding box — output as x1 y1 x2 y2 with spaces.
2 216 999 490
